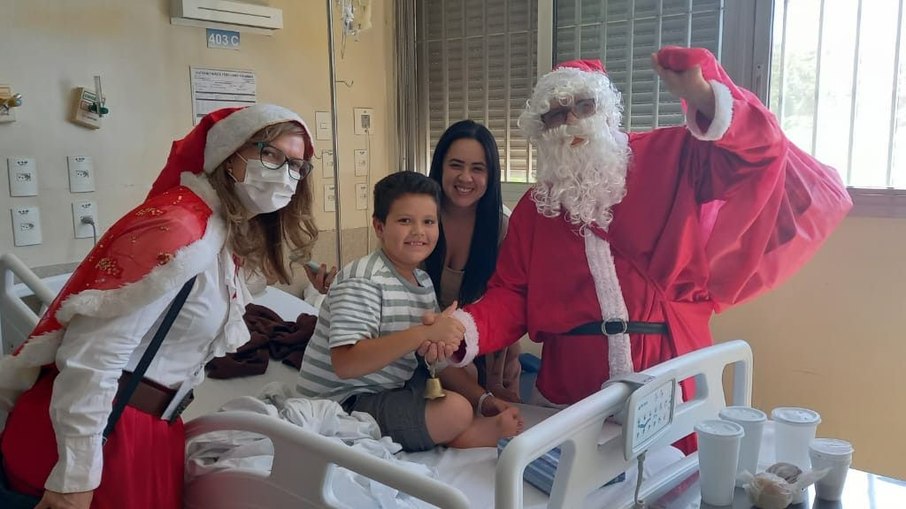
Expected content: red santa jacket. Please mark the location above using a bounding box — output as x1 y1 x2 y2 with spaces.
0 176 225 429
452 51 853 406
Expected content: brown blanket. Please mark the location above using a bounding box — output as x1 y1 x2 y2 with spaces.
206 303 317 379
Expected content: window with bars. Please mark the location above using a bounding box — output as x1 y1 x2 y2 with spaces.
555 0 724 131
416 0 539 183
416 0 725 184
769 0 905 190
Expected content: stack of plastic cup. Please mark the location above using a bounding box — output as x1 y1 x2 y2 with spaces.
719 406 767 486
772 407 821 469
695 419 745 506
809 438 854 501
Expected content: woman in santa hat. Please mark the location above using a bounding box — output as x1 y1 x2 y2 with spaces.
0 104 318 509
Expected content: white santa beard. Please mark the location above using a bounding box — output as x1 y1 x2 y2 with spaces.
531 119 630 231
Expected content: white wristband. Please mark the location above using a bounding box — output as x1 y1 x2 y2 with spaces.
477 392 494 416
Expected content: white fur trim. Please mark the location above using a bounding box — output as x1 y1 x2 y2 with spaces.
181 172 222 215
56 189 226 324
685 80 733 141
204 104 313 173
450 309 479 368
584 234 633 377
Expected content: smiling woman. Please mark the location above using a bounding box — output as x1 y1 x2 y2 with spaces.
425 120 524 413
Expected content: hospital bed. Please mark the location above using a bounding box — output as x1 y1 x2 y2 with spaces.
0 252 752 508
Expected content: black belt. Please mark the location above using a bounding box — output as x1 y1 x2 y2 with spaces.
567 320 669 336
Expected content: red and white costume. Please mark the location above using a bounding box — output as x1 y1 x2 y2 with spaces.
0 105 312 508
451 49 852 419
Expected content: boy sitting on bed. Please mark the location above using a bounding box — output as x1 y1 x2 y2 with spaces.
297 171 523 451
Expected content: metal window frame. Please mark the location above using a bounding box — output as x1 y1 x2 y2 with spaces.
761 0 906 217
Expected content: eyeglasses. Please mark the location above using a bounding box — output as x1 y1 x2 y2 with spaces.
540 98 598 129
250 141 313 180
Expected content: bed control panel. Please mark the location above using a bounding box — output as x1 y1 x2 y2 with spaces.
607 371 679 461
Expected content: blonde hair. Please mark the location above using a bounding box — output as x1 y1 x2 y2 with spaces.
208 121 319 284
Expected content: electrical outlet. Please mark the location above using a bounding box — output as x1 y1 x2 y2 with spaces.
354 149 369 176
70 87 103 129
72 201 98 239
7 158 38 197
323 184 336 212
315 111 332 141
321 150 335 179
355 183 368 210
354 108 373 135
10 207 41 246
68 155 95 193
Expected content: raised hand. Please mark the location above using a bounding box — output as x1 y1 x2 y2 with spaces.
651 48 715 119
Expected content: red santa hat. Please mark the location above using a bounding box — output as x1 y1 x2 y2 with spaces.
554 59 606 74
148 104 314 198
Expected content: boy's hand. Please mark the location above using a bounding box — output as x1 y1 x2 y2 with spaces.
417 341 457 364
426 315 464 345
419 302 462 362
431 302 464 343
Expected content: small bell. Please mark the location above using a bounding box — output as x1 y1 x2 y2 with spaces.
424 376 446 399
423 362 446 400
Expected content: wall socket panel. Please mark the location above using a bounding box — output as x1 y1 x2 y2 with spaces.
7 157 38 197
321 150 335 179
354 149 369 176
323 184 336 212
355 183 368 210
11 206 42 246
72 201 98 239
68 155 95 193
354 108 373 135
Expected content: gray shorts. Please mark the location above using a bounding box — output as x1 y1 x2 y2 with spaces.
341 367 435 452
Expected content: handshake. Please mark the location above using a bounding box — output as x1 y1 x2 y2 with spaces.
416 302 466 364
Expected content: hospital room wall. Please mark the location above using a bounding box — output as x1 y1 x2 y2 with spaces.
0 0 395 273
711 216 906 479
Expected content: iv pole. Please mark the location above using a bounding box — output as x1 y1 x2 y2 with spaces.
326 0 344 266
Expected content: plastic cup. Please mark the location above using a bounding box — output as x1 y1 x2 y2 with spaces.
696 419 744 506
809 438 853 501
772 407 821 469
719 406 767 486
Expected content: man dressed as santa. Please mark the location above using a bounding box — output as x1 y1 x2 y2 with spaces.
442 46 852 422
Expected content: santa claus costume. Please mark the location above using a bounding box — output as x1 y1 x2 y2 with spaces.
450 47 852 445
0 104 313 508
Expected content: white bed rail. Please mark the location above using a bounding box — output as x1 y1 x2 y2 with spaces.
183 411 472 509
496 339 753 508
0 253 54 356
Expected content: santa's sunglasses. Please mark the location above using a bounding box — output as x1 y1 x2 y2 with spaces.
540 98 598 130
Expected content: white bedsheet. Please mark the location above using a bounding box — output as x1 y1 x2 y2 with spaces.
402 404 684 508
187 382 436 509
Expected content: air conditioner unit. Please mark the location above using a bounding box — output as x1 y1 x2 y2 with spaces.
170 0 283 34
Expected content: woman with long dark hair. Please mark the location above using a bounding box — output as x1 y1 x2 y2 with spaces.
425 120 522 417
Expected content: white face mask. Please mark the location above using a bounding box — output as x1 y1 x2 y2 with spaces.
231 156 298 215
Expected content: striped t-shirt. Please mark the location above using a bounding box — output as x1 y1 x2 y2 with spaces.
296 249 439 403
